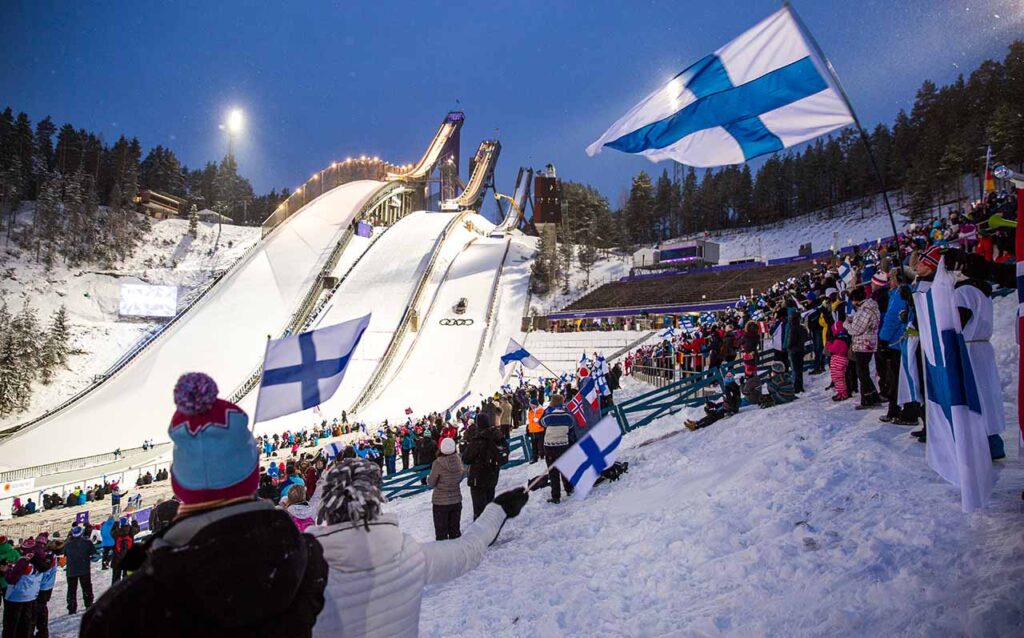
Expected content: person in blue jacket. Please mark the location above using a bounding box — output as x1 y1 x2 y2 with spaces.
99 515 116 570
400 429 415 470
3 553 42 637
33 551 57 637
540 395 577 504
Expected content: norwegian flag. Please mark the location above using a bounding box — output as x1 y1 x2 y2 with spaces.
567 378 601 432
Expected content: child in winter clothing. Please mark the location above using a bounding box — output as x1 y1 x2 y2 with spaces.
427 437 466 540
283 485 315 533
827 320 850 401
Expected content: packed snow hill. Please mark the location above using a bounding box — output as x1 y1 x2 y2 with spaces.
0 203 259 430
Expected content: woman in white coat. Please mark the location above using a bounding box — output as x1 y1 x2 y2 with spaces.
310 458 529 638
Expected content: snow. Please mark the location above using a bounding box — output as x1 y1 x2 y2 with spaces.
359 235 512 421
0 180 388 468
520 329 656 376
0 214 259 432
381 296 1023 636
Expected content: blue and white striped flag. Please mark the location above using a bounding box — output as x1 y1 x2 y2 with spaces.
660 326 676 338
837 260 855 290
587 7 854 166
499 338 541 377
254 314 371 423
552 415 623 500
915 259 994 512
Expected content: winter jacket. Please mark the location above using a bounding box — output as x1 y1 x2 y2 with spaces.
541 407 577 448
39 559 58 591
287 502 316 533
526 407 545 434
111 520 140 568
382 435 396 457
784 315 807 353
401 433 415 453
427 453 464 506
845 298 881 353
4 561 41 602
877 291 908 350
0 541 19 565
100 518 115 547
498 400 513 427
80 499 327 638
461 421 504 488
767 373 796 404
64 536 95 579
310 504 507 638
826 338 848 358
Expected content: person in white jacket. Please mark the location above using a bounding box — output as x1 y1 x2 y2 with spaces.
310 458 528 638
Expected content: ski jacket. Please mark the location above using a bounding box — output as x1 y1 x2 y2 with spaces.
310 505 506 638
4 559 41 603
878 291 908 349
526 407 545 434
100 518 115 547
287 502 316 533
846 298 881 353
461 421 504 488
826 338 848 358
541 407 576 448
39 559 58 591
427 453 465 506
80 500 327 638
64 536 95 579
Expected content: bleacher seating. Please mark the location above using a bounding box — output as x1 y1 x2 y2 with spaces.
564 261 814 311
522 330 656 375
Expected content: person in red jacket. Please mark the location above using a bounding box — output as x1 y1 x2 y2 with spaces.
438 422 458 448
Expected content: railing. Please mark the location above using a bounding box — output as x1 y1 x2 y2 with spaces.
607 330 657 362
0 443 169 483
261 158 405 236
351 211 470 412
612 354 812 433
462 238 513 393
380 433 532 500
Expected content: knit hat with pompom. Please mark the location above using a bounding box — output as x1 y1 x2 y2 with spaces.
316 459 386 530
168 372 259 505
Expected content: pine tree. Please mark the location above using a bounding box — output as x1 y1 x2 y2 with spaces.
40 306 71 384
0 305 41 415
622 171 654 246
0 302 11 415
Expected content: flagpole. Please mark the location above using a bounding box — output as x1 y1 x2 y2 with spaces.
250 335 273 430
785 1 902 254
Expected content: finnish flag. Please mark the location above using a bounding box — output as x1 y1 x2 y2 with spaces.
915 259 993 512
552 415 623 500
499 338 541 377
587 6 854 166
254 314 371 423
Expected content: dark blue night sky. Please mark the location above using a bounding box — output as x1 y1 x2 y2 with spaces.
2 0 1020 210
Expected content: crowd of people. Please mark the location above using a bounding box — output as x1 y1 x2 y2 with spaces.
621 195 1017 457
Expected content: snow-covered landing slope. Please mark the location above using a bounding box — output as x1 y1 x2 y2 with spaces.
0 180 387 468
246 211 468 434
390 295 1024 637
359 236 511 421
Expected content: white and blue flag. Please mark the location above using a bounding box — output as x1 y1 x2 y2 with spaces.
254 314 371 423
660 326 676 339
837 259 856 290
915 259 994 513
499 338 541 377
587 7 854 166
552 415 623 500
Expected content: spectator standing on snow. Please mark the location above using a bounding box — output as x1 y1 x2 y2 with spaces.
526 400 545 464
784 309 807 394
309 459 529 638
541 395 576 504
427 437 465 540
64 525 95 615
3 550 42 638
80 372 328 638
461 413 505 519
826 322 851 401
846 287 883 408
109 517 140 584
33 548 57 638
99 516 115 570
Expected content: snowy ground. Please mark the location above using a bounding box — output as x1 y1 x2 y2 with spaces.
41 293 1024 638
0 209 259 431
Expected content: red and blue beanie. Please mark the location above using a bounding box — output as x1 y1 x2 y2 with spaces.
169 373 259 505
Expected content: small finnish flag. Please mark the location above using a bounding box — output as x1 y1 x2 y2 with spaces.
499 338 541 377
552 415 623 500
254 314 371 423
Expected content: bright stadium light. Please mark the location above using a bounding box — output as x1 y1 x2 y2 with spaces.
227 108 244 134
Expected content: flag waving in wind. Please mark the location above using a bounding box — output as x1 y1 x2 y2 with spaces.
552 415 623 500
587 6 853 166
254 314 371 423
499 338 541 377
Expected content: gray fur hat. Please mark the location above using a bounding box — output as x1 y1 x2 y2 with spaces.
316 458 386 529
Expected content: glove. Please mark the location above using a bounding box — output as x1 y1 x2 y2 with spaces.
493 487 529 519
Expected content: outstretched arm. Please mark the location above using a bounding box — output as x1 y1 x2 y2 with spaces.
420 504 506 585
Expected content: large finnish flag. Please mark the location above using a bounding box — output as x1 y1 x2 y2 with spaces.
915 259 994 513
586 7 854 166
254 314 371 423
553 415 623 500
499 338 541 377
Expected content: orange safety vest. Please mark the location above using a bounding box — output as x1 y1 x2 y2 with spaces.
527 407 545 433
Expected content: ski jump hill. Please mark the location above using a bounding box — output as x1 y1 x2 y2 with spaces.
0 113 534 470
